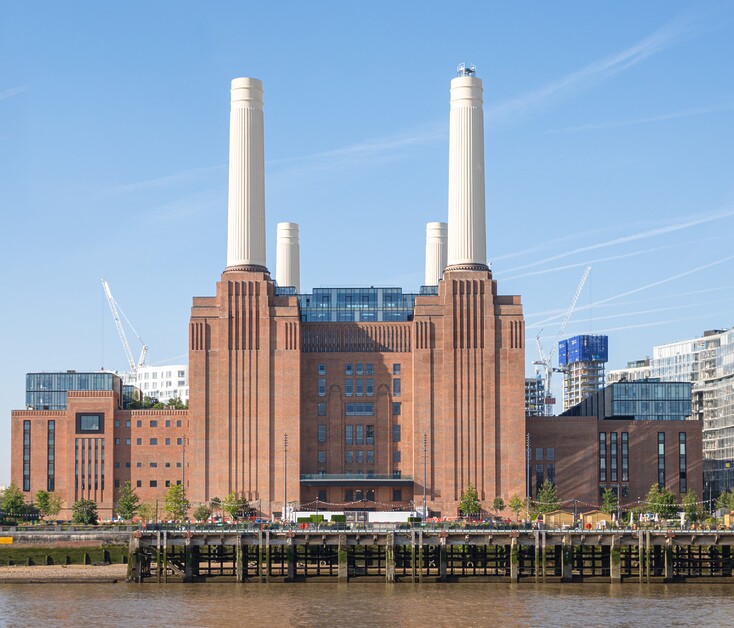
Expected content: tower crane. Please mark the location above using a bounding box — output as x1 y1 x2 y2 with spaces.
533 266 591 415
101 279 148 373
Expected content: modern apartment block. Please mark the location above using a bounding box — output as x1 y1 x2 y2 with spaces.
558 334 608 411
120 364 189 405
606 358 651 384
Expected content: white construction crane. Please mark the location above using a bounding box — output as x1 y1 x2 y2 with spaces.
101 279 148 373
533 266 591 415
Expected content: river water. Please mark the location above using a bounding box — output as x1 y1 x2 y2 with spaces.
1 582 732 627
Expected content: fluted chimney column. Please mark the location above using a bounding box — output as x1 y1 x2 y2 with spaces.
425 222 447 286
446 65 488 271
276 222 300 292
226 77 267 272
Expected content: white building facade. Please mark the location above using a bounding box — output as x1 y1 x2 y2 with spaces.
121 364 189 404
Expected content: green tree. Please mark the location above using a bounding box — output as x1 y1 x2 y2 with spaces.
209 496 222 515
72 499 99 525
683 490 704 524
115 481 141 520
458 483 481 519
532 480 559 517
645 484 678 520
193 504 213 522
508 494 524 521
137 502 155 523
716 488 734 512
1 483 26 516
164 484 190 521
491 496 505 517
222 492 249 520
601 488 618 517
35 490 51 518
46 494 62 519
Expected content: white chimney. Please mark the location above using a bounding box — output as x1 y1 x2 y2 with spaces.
446 64 488 271
425 222 447 286
276 222 300 292
226 77 267 271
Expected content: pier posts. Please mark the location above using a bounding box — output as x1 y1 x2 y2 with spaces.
418 531 424 583
338 534 348 583
156 530 162 583
410 531 417 583
561 536 572 582
534 531 540 583
638 530 644 583
264 530 271 583
610 536 621 583
286 536 296 582
541 530 547 583
510 537 519 581
184 538 195 582
385 533 395 583
439 538 448 582
664 538 674 582
163 531 168 583
127 534 141 583
236 536 244 583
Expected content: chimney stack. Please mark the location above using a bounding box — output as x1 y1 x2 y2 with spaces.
276 222 300 292
425 222 447 286
226 77 267 272
446 64 488 271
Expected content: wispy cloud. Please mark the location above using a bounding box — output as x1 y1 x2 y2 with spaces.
547 101 734 134
109 164 225 196
505 206 734 274
267 121 446 177
0 86 28 101
490 17 694 121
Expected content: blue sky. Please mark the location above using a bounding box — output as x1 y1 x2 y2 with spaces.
2 1 733 484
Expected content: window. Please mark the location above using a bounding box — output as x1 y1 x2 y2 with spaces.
115 438 121 446
114 479 120 488
150 420 158 428
547 448 555 461
393 424 401 442
318 490 327 502
679 432 687 493
366 425 375 445
176 420 182 428
150 462 158 468
345 364 353 375
366 378 374 397
126 420 131 428
136 480 142 488
345 451 354 464
345 425 353 446
137 420 142 428
136 462 142 468
393 402 401 416
318 378 326 397
393 364 401 375
114 462 120 468
345 379 353 397
356 450 364 463
535 464 544 496
610 432 618 483
547 464 555 484
346 403 374 416
356 379 364 397
393 379 401 396
345 489 354 501
126 438 131 446
535 448 543 461
176 462 182 468
658 432 665 487
599 432 607 482
355 363 363 375
393 451 401 463
178 370 185 378
136 438 142 446
165 480 171 487
77 413 103 434
125 462 131 468
621 432 629 482
356 424 364 445
165 420 171 428
392 470 401 479
114 420 120 428
23 420 31 491
318 424 327 443
393 489 403 502
318 364 326 375
318 402 326 416
165 462 171 468
366 363 374 375
318 451 326 464
176 437 183 446
150 438 158 446
150 480 157 487
366 450 374 464
165 438 171 446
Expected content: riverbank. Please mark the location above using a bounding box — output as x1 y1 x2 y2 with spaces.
0 564 127 583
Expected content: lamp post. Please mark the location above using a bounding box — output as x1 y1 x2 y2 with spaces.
423 432 428 521
283 433 288 523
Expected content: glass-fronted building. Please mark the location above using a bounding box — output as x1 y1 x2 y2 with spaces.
26 372 123 411
562 380 693 422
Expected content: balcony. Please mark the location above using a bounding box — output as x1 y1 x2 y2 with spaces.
300 473 414 486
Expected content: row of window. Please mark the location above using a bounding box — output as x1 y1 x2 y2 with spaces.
317 423 402 445
114 419 184 429
125 479 182 488
317 402 401 417
113 461 182 469
114 437 183 446
533 448 555 461
139 370 185 380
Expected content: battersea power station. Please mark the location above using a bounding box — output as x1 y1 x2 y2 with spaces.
12 67 528 519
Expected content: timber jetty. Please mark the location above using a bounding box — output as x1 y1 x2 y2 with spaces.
126 526 734 584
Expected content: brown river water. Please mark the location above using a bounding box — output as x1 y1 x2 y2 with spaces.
1 582 733 627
